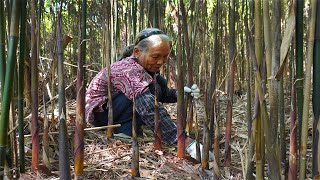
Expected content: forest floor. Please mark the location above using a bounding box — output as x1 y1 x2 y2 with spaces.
15 91 314 180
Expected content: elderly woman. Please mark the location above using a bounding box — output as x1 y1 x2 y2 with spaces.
85 28 207 160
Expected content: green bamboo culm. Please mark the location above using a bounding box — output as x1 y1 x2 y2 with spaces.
299 0 316 179
18 0 26 173
0 0 20 177
0 0 6 94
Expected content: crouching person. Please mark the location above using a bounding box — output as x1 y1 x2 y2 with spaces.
85 28 212 161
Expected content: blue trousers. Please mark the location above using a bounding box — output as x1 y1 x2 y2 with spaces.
93 93 144 136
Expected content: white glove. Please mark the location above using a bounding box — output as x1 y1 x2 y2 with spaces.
185 140 214 161
184 84 200 99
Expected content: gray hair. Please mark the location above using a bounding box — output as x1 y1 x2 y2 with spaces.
134 28 171 53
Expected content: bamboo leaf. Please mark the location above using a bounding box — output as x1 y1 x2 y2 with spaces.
275 2 296 80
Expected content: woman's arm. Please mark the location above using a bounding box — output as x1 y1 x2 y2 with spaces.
135 90 177 144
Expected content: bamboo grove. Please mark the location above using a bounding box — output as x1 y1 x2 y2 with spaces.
0 0 319 179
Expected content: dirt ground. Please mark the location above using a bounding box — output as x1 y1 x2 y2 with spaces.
16 92 313 179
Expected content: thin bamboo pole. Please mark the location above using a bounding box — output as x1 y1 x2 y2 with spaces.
296 0 304 149
312 0 320 177
179 0 193 136
244 1 254 178
288 69 297 180
176 1 185 158
154 74 162 150
74 0 87 177
0 0 5 94
213 2 221 172
299 0 316 179
106 1 114 139
0 0 20 177
202 112 210 170
42 88 50 168
224 0 236 168
131 98 140 177
252 1 265 178
30 0 39 172
57 7 71 179
17 0 26 173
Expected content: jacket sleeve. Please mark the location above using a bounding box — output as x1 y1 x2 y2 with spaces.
148 75 177 103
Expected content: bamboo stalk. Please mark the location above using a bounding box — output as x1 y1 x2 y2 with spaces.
252 1 265 178
179 0 194 136
263 0 282 178
209 2 219 155
42 90 50 168
131 0 137 38
176 2 185 158
244 1 254 178
74 0 87 178
0 0 5 94
105 1 114 139
288 76 297 180
211 4 220 171
57 8 71 179
131 98 140 177
299 0 316 179
186 101 193 135
224 0 236 168
0 0 20 177
154 74 162 150
17 0 26 173
312 0 320 177
263 0 272 81
139 0 144 31
201 112 209 170
30 0 39 172
10 101 17 177
213 97 220 167
296 0 304 149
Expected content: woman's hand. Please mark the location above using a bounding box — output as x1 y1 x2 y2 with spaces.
184 84 200 99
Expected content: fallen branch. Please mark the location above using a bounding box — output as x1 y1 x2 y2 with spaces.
40 56 99 73
18 124 121 138
24 78 77 119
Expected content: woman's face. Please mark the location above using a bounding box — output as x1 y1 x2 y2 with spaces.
134 38 171 73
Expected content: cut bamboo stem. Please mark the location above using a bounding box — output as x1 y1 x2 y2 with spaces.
131 98 140 177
